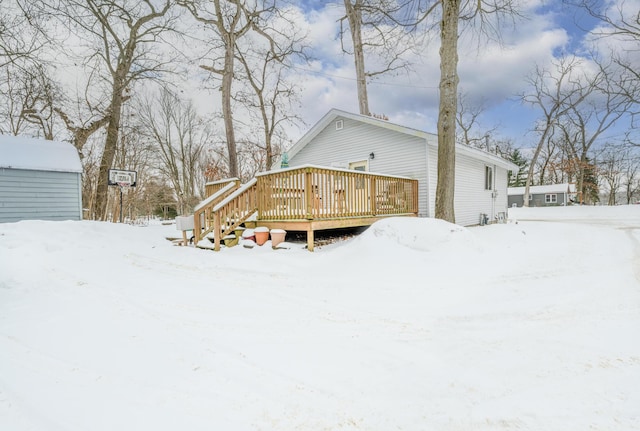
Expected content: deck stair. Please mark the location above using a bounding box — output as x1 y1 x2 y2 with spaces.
193 179 241 244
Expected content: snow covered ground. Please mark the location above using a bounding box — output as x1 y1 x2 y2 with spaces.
1 206 639 430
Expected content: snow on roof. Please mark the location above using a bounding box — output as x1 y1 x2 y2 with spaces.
0 135 82 173
508 183 576 195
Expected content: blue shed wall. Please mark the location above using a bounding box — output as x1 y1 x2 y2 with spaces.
0 168 82 222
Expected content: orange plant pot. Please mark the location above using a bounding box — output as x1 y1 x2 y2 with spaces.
254 227 269 246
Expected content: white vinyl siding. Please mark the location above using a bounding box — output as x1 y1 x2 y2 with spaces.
289 116 429 216
287 110 517 226
454 153 493 226
494 166 510 216
0 168 82 222
426 149 511 226
426 143 438 218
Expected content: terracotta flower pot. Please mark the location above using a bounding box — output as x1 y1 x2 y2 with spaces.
241 228 255 242
270 229 286 248
254 226 269 246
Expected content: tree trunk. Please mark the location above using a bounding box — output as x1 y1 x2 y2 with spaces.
523 126 554 207
95 79 126 220
222 36 239 178
434 0 459 223
578 153 586 204
345 0 369 115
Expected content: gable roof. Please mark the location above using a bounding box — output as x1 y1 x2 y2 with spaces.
508 183 576 196
0 135 82 173
285 108 518 171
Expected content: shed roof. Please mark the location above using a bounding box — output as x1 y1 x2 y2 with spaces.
283 109 519 171
0 135 82 173
508 183 576 196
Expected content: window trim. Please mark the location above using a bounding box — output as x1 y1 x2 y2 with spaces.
335 119 344 130
484 166 493 190
545 194 557 204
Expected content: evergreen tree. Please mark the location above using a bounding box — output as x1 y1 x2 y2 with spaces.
508 149 528 187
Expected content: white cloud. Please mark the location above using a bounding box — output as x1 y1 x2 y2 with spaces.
284 3 577 142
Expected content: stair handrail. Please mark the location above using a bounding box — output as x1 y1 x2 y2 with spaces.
193 180 240 244
212 178 258 251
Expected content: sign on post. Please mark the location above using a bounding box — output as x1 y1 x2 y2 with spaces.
108 169 137 187
108 169 137 223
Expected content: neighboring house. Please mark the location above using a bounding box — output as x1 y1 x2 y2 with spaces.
0 135 83 222
281 109 518 226
508 183 576 208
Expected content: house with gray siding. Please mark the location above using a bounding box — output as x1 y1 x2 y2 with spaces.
508 183 576 208
281 109 517 226
0 135 83 222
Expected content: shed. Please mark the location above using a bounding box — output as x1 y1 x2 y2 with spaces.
0 135 83 222
508 183 576 208
281 109 518 226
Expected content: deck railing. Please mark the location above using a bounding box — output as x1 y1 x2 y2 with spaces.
194 166 418 251
212 179 258 250
193 179 240 243
256 166 418 220
204 177 241 198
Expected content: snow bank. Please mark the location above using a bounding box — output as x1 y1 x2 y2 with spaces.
1 208 640 430
355 217 482 253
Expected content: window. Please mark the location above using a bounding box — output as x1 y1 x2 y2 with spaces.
349 160 367 172
335 119 344 130
349 160 368 189
545 194 557 204
485 166 493 190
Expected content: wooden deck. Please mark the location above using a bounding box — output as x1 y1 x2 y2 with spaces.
195 165 418 251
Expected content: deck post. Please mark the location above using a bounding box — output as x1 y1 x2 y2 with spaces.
305 169 314 219
213 211 222 251
307 227 314 252
370 176 377 216
193 212 201 243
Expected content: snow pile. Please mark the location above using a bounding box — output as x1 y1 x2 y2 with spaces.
356 217 482 253
1 207 640 430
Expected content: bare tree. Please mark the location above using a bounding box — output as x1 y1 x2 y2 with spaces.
570 0 640 43
139 88 211 215
535 132 561 185
0 0 44 68
404 0 519 222
556 59 633 203
233 9 306 171
434 0 461 222
42 0 176 220
179 0 282 179
569 0 640 119
520 57 593 206
110 106 156 222
53 64 116 158
456 93 499 149
623 151 640 204
0 66 32 135
0 63 60 138
55 107 111 159
599 144 625 205
339 0 422 115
